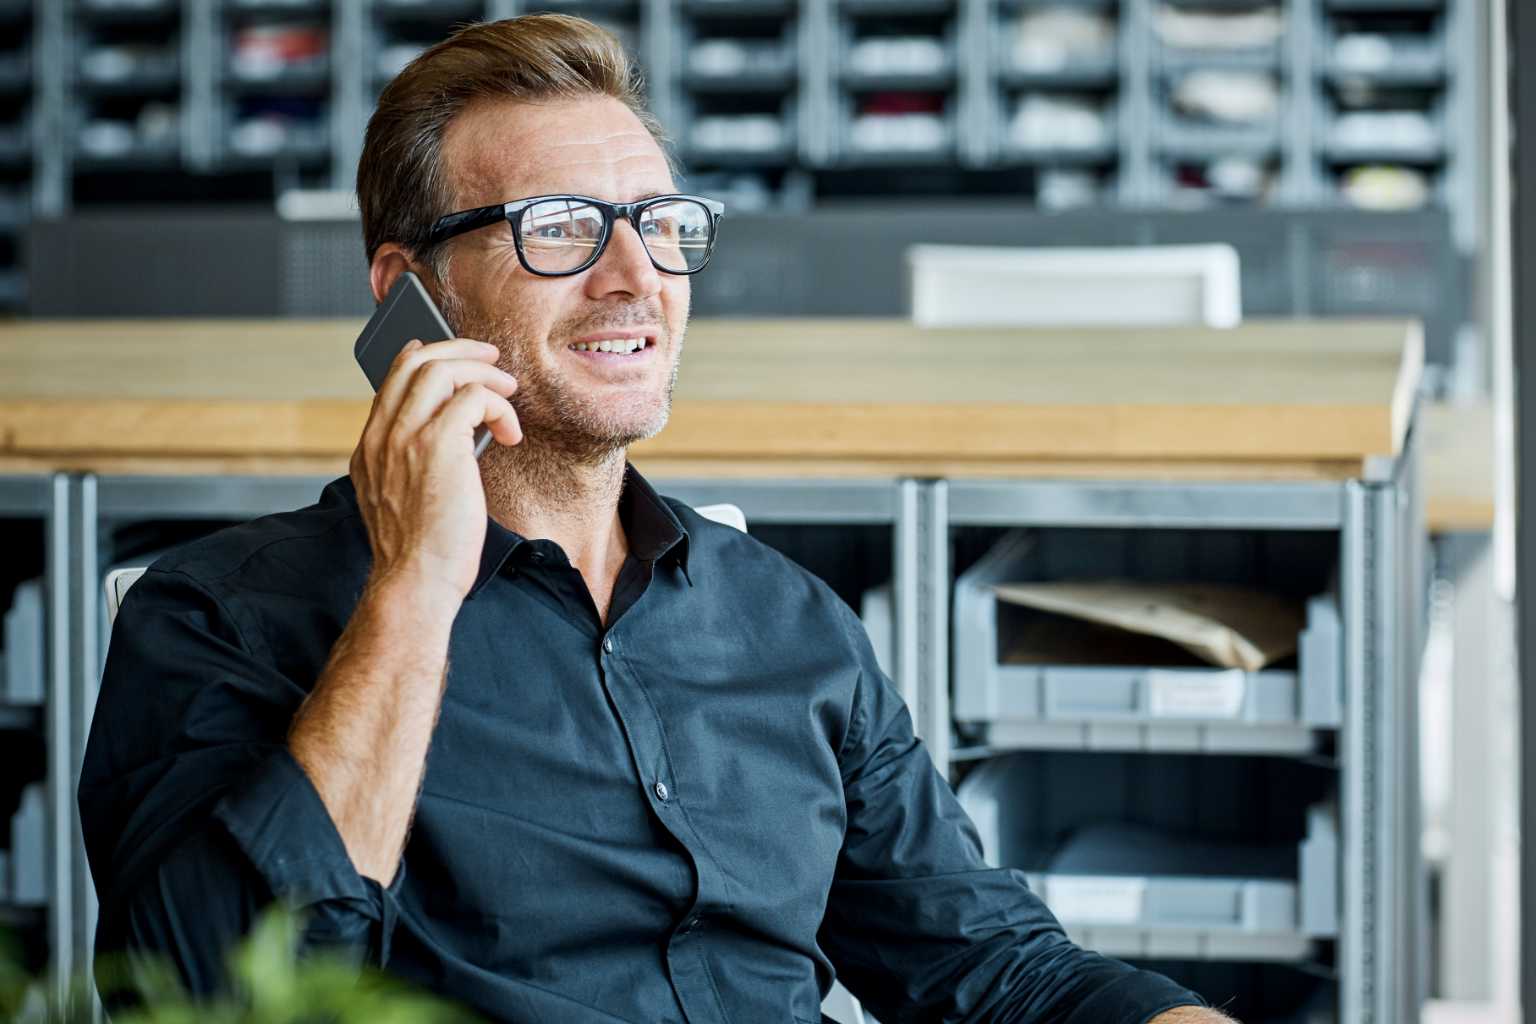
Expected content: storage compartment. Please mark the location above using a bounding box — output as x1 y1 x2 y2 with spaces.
685 94 798 165
835 4 956 163
956 751 1338 961
953 528 1341 754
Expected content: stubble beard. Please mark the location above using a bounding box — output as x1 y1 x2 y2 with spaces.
437 282 683 506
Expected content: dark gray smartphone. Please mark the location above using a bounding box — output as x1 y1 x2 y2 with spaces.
355 271 493 458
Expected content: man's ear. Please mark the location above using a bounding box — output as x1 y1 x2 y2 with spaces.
369 245 423 304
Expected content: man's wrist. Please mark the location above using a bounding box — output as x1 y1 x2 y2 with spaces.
362 568 464 631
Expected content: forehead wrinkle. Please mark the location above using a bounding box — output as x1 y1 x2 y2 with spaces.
460 153 671 208
443 99 671 208
542 128 656 152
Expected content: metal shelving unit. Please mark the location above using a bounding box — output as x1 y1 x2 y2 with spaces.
925 417 1426 1023
11 0 1480 219
0 0 33 310
0 476 72 1003
67 0 185 176
2 435 1425 1023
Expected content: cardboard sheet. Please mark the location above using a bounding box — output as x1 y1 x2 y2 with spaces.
993 580 1304 671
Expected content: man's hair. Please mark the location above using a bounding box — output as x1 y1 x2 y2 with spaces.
356 14 667 280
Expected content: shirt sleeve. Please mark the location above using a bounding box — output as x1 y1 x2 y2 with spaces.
78 566 404 997
818 606 1207 1024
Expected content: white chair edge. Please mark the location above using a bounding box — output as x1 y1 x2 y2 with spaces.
104 567 149 627
693 502 747 534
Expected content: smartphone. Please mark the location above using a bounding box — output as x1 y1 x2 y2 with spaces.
354 271 494 458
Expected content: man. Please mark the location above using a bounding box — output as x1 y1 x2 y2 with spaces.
80 14 1231 1024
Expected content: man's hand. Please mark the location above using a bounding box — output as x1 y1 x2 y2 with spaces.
352 335 522 602
1150 1007 1237 1023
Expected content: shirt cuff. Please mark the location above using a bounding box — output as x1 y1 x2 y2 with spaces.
212 747 379 916
1062 969 1209 1024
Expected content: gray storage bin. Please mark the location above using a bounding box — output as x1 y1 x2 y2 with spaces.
859 580 896 680
1156 118 1284 160
953 530 1341 754
837 16 955 87
3 579 44 705
9 782 45 906
0 271 21 308
1326 30 1447 86
958 756 1337 962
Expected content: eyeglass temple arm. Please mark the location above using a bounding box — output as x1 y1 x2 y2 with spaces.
427 204 509 246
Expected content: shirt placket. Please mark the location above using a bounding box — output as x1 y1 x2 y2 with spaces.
597 618 734 1024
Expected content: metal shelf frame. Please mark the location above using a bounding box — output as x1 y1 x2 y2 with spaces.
936 425 1425 1024
0 474 73 1004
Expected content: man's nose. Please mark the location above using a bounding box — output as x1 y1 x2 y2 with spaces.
585 219 663 298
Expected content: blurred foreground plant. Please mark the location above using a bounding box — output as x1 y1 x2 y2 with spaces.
0 906 480 1024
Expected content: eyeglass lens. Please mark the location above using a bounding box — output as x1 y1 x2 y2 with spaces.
518 198 713 274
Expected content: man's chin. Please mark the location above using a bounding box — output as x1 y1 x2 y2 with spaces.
598 410 671 450
508 407 670 464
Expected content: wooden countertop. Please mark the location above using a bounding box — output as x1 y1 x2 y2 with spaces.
0 317 1423 486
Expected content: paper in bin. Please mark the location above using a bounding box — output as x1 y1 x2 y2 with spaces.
992 580 1303 672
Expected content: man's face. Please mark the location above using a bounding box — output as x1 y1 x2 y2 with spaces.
433 94 690 464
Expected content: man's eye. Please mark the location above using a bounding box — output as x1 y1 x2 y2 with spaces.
533 224 571 240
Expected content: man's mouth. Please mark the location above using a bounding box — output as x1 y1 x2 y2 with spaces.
567 334 657 358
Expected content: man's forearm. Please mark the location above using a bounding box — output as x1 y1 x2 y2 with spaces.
1151 1008 1236 1023
288 572 460 883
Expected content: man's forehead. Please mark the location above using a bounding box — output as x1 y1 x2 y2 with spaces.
444 96 673 207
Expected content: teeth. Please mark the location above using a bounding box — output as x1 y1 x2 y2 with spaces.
573 338 646 354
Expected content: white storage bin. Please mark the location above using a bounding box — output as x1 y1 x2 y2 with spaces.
958 755 1338 962
953 530 1341 754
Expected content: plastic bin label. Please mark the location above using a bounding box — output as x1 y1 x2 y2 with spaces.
1148 668 1245 719
1046 875 1146 924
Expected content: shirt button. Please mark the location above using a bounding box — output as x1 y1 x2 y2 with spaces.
602 636 614 654
654 781 669 802
680 915 701 934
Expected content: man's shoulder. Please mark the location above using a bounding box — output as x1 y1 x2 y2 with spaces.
146 476 366 594
661 494 791 568
659 494 859 620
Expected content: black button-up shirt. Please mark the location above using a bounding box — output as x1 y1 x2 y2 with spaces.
80 467 1206 1023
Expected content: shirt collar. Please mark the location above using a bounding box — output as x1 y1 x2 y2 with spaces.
330 465 691 600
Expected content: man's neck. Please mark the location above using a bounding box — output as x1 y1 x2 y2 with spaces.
481 440 631 591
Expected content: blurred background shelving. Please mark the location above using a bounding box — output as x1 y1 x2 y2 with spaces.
0 482 67 999
5 0 1483 395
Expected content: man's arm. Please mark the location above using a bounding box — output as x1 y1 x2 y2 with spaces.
817 603 1219 1024
288 571 458 883
290 333 522 884
79 335 521 994
80 568 427 994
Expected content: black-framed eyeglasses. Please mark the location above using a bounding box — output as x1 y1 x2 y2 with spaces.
427 194 725 277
